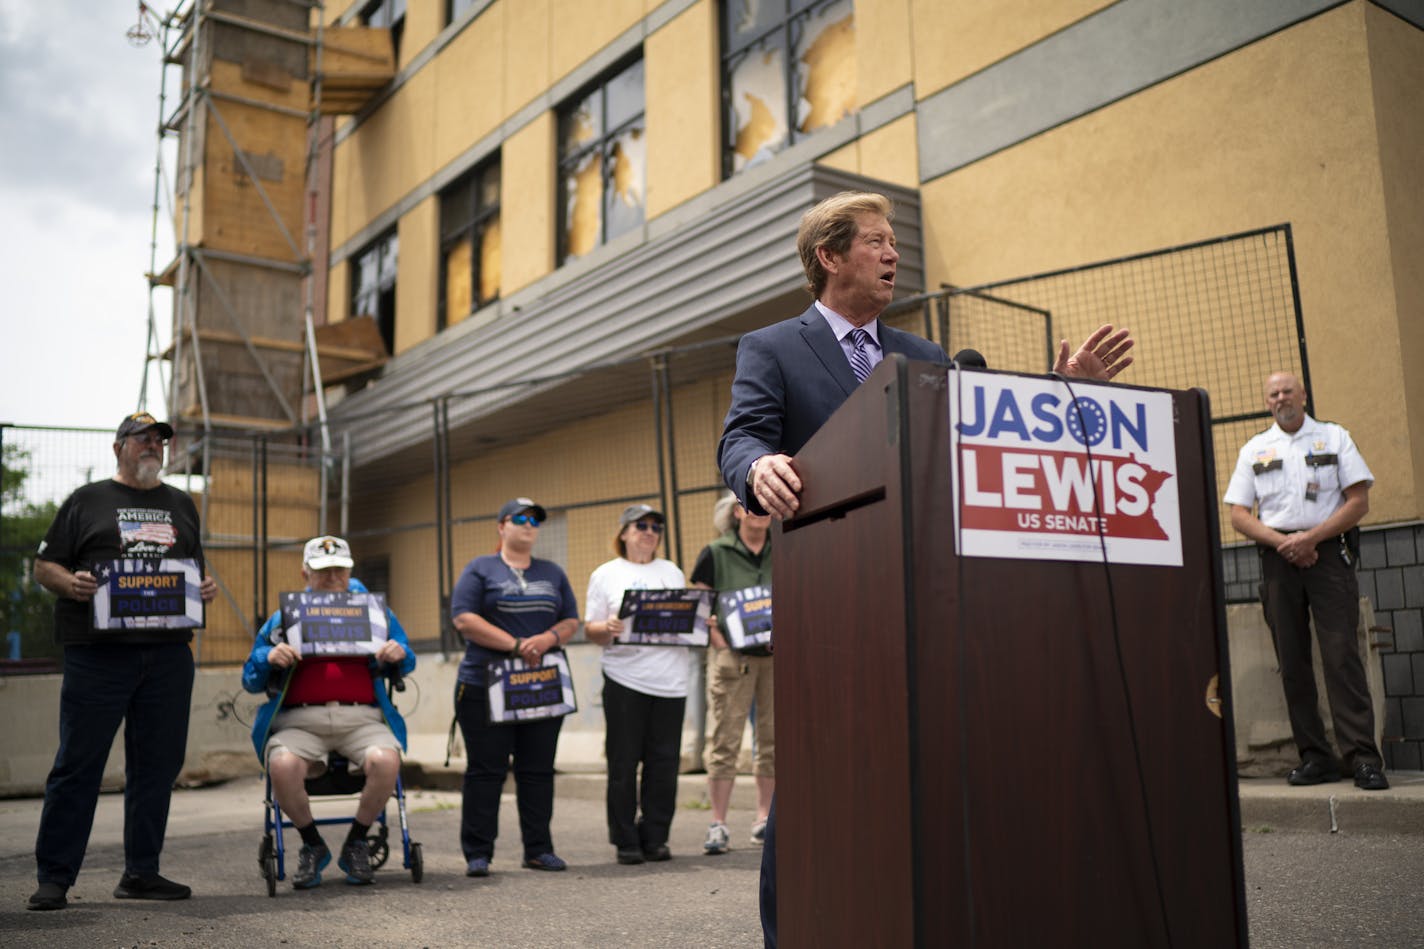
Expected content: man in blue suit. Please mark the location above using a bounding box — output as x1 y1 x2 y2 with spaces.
718 191 1134 945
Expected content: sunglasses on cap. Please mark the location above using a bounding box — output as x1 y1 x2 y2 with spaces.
632 520 664 534
508 513 543 526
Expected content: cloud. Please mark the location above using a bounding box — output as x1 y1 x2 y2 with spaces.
0 1 169 427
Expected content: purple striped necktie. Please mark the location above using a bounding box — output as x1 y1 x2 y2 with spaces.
848 328 873 384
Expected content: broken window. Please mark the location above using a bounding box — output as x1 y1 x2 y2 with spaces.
351 228 399 355
360 0 407 63
722 0 855 176
439 157 502 329
558 57 645 264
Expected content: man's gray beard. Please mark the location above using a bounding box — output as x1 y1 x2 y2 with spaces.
134 458 163 488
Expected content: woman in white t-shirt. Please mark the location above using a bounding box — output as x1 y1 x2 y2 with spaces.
584 503 690 865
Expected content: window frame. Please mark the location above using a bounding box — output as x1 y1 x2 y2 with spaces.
350 227 399 355
555 53 647 266
437 155 502 330
720 0 853 179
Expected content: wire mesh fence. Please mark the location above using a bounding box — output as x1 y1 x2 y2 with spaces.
0 224 1307 665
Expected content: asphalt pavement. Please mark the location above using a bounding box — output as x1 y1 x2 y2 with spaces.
1 772 1422 948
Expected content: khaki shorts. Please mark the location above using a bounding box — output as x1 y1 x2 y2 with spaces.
265 704 400 775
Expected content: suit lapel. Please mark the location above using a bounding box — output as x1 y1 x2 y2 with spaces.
798 307 857 397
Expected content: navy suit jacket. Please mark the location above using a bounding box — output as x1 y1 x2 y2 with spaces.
718 304 947 512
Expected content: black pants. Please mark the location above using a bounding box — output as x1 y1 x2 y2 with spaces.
455 682 564 862
36 642 194 886
601 675 685 851
1259 541 1381 770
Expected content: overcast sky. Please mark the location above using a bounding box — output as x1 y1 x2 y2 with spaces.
1 2 177 431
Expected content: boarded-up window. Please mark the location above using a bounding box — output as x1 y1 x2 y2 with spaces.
723 0 855 177
558 57 645 264
439 157 501 329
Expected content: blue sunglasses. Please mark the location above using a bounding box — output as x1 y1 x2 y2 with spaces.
508 513 543 526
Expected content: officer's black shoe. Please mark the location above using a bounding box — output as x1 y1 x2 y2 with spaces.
1287 759 1339 786
1354 762 1389 791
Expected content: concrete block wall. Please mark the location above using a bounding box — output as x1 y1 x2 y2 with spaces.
1223 521 1424 771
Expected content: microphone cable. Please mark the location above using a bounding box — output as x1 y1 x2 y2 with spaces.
1056 372 1174 949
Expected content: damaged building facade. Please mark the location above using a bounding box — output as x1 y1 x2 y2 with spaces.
169 0 1423 767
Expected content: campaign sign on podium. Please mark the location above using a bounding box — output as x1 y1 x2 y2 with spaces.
617 588 712 646
948 373 1183 566
92 558 204 630
279 591 389 656
487 653 578 723
717 584 773 652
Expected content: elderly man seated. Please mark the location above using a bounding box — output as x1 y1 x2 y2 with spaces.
242 536 416 888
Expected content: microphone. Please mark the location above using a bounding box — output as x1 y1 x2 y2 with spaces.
951 348 987 369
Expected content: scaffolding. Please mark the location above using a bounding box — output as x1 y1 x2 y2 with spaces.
133 0 395 656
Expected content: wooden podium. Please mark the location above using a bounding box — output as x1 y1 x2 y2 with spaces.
773 357 1247 948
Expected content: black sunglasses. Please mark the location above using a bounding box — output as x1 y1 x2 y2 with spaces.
632 520 664 534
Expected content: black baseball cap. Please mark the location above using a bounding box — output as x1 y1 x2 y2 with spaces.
498 497 547 522
115 412 174 441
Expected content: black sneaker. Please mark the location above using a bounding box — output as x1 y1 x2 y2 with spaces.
615 847 645 865
339 838 374 885
293 842 331 889
642 844 672 862
1354 762 1389 791
113 873 191 901
27 882 68 911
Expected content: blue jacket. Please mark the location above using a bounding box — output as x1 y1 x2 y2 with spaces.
241 580 417 762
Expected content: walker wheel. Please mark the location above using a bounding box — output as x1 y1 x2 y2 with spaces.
368 833 390 870
259 835 277 897
409 842 424 884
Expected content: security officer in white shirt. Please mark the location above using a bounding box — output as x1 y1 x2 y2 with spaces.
1224 370 1387 790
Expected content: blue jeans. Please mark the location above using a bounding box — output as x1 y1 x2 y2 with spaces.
35 642 195 886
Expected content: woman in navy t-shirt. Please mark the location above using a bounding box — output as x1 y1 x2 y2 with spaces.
450 498 578 877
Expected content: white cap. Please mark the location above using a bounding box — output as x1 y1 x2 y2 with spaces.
303 535 354 570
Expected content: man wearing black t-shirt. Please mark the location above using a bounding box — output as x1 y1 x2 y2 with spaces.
26 413 218 912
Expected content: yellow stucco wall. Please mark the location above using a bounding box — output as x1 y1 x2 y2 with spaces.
395 194 439 354
400 0 443 62
645 0 720 219
330 66 438 249
502 0 551 115
909 0 1116 99
432 4 507 172
917 4 1415 526
501 112 557 295
856 0 912 105
549 0 650 86
820 112 919 189
327 257 350 328
1365 5 1424 524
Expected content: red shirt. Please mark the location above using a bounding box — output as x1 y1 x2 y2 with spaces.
283 657 376 705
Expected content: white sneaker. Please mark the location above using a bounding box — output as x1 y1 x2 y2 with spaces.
703 821 730 855
750 819 767 845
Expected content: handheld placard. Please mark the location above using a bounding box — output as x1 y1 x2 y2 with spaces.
91 558 205 630
717 584 773 653
616 588 712 647
279 591 389 656
487 652 578 723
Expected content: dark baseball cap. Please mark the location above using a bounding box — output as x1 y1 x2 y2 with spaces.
498 497 547 522
115 412 174 441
